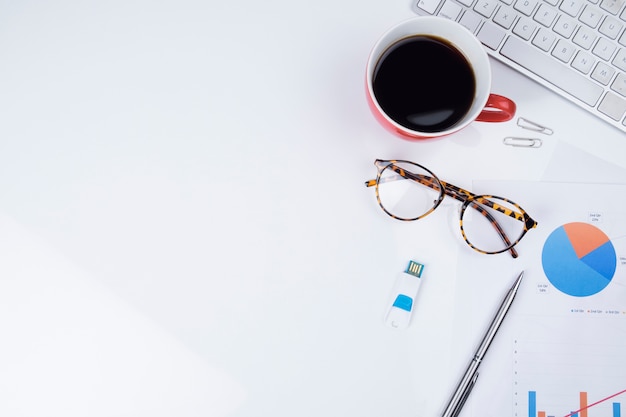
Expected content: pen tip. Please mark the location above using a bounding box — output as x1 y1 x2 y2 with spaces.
513 271 524 290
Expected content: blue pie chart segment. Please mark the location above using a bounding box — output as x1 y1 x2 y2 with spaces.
541 223 616 297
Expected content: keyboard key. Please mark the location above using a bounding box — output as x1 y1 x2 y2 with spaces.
533 27 557 50
598 92 626 120
514 0 539 15
591 61 616 83
611 71 626 95
474 0 499 17
613 48 626 70
560 0 585 17
500 36 604 106
554 15 577 37
593 37 617 60
459 10 483 32
494 6 519 28
553 38 577 62
599 16 624 39
579 5 603 27
417 0 443 14
573 25 598 48
439 0 464 19
514 16 538 39
600 0 624 15
478 21 507 49
572 50 597 73
535 3 558 25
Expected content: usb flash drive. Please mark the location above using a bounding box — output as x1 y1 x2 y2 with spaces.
384 260 425 330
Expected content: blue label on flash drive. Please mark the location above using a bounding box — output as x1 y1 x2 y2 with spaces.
392 294 413 312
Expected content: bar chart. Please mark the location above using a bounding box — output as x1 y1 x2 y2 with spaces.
526 389 624 417
513 339 626 417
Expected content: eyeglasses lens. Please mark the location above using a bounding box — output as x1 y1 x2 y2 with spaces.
461 197 525 253
377 162 443 221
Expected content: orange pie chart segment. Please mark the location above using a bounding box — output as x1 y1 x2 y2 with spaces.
563 222 611 259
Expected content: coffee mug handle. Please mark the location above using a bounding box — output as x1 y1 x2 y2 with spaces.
476 94 516 122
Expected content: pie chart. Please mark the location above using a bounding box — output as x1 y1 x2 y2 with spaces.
541 222 616 297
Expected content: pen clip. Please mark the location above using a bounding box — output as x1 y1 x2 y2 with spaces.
450 372 479 417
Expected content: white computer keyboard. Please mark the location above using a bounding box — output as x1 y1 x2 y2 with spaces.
413 0 626 133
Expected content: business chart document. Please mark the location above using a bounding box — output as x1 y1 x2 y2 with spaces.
450 180 626 417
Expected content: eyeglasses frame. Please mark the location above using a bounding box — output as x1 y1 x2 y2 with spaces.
365 159 538 258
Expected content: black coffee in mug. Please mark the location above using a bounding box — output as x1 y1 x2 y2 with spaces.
372 35 476 133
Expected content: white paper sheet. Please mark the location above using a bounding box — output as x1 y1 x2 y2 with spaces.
448 179 626 417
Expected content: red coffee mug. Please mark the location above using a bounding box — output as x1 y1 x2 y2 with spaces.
366 17 516 139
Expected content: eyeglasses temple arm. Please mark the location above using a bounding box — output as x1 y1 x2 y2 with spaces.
442 182 518 218
465 200 519 258
367 172 500 212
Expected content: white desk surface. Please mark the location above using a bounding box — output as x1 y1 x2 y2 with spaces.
1 1 625 416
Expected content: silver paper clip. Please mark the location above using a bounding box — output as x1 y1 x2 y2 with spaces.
517 117 554 135
503 137 543 148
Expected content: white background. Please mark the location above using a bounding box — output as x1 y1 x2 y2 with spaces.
1 1 625 416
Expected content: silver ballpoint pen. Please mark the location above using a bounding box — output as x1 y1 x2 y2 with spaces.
440 271 524 417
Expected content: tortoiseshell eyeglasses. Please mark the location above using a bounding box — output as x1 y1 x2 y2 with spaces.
365 159 538 258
